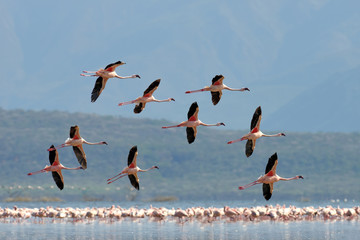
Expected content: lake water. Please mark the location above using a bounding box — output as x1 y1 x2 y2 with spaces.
1 200 359 240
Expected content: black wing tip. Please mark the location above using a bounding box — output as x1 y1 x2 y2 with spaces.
131 145 138 151
91 94 99 102
271 152 278 158
256 106 262 113
134 104 143 114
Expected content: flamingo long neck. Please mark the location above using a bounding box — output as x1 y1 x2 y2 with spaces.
115 74 136 79
199 122 223 127
279 176 299 181
153 98 172 102
83 140 105 145
139 166 158 172
262 133 283 137
224 86 247 91
62 166 83 170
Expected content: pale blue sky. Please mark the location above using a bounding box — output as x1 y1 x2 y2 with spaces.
1 0 359 132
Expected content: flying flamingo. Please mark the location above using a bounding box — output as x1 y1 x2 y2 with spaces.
238 153 303 200
47 125 107 169
118 79 175 113
80 61 141 102
162 102 225 144
185 75 249 105
28 145 84 190
107 146 159 190
227 106 285 157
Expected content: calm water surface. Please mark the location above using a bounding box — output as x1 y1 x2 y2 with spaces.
0 200 359 240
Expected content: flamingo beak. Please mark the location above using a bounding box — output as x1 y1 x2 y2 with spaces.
171 98 175 101
103 141 108 145
281 133 286 136
220 123 225 126
299 176 304 179
245 88 250 91
135 75 141 78
155 166 159 169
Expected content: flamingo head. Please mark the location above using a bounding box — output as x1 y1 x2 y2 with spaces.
243 88 250 91
298 176 304 179
102 141 108 145
217 122 225 126
134 74 141 78
154 166 159 169
280 133 286 136
170 98 175 101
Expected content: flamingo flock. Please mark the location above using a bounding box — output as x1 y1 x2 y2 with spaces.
27 60 303 201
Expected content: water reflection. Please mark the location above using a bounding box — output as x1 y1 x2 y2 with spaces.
0 218 359 240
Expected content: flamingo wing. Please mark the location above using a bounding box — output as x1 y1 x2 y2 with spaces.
128 173 140 190
262 183 273 200
265 152 278 175
250 106 262 131
245 139 256 157
128 146 138 168
211 91 222 105
186 127 197 144
143 79 160 96
211 75 224 85
52 170 64 190
70 125 80 139
187 102 199 120
134 102 146 114
104 61 123 72
73 145 87 169
91 77 108 102
48 145 60 165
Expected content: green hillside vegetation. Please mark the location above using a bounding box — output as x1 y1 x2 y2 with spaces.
0 108 359 202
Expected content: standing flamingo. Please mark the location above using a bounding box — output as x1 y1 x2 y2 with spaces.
238 153 303 200
162 102 225 144
80 61 141 102
47 125 107 169
118 79 175 113
185 75 249 105
227 106 285 157
107 146 159 190
28 145 84 190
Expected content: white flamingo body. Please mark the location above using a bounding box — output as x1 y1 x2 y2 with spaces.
107 146 159 190
118 79 175 114
48 125 107 169
238 153 303 200
185 75 249 105
162 102 225 144
227 106 285 157
28 145 83 190
81 61 141 102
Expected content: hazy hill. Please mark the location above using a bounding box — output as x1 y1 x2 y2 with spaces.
267 67 360 132
0 108 359 202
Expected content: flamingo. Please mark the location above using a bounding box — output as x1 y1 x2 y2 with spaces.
118 79 175 113
238 153 304 200
185 75 249 105
107 146 159 190
80 61 141 102
227 106 285 157
162 102 225 144
27 145 84 190
47 125 107 169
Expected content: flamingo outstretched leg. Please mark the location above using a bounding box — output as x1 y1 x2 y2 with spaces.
107 174 128 184
185 89 206 94
118 100 138 106
27 169 47 175
238 181 259 190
